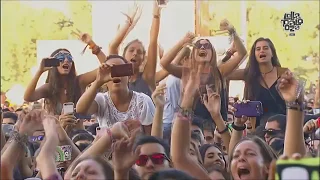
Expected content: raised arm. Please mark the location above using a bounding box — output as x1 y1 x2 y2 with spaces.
160 32 195 79
76 64 112 115
24 58 51 102
202 87 231 151
151 84 166 138
109 4 142 55
171 65 210 179
218 22 247 78
277 71 306 156
142 2 162 92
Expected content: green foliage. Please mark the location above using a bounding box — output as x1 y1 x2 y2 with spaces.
1 1 92 92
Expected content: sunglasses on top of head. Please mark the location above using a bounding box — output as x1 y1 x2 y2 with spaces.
135 153 169 166
195 41 212 49
263 129 282 136
54 52 73 62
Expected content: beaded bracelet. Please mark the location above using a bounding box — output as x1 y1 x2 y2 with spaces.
9 131 28 151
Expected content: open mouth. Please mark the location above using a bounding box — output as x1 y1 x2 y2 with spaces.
199 50 207 57
130 58 137 63
62 64 69 70
259 54 266 58
112 78 121 83
238 168 250 179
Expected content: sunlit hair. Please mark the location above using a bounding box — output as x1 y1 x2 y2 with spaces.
190 39 221 93
44 48 78 114
243 38 281 100
228 136 278 178
122 39 146 58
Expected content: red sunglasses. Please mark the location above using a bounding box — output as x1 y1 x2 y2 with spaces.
135 153 169 166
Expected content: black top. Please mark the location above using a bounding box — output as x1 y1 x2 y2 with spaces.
194 70 228 122
255 78 286 125
128 73 152 97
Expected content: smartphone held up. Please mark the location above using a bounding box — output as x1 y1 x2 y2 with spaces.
111 64 134 78
44 58 60 67
157 0 168 8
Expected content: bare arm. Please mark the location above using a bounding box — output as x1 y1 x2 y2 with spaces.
77 69 98 90
75 80 100 115
314 80 319 109
109 22 132 55
24 70 49 102
151 85 166 138
142 5 162 92
227 69 245 81
219 32 247 78
160 41 191 79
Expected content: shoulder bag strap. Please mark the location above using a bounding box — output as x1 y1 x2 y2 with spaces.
261 67 286 113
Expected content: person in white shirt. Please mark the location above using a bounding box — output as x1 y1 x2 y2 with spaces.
76 55 155 135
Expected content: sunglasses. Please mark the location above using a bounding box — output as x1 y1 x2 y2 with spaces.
194 41 212 49
135 153 169 166
54 52 73 62
28 135 45 142
263 129 282 136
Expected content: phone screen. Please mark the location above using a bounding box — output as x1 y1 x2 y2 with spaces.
63 102 74 114
55 145 72 162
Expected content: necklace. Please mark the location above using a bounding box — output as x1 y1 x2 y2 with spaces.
261 67 274 76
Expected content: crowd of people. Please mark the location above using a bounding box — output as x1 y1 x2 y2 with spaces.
1 2 320 180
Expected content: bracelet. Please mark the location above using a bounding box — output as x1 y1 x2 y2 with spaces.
217 125 229 134
106 129 116 143
176 105 194 120
176 112 192 122
286 100 305 112
92 45 102 55
9 131 28 151
232 122 246 131
153 14 160 19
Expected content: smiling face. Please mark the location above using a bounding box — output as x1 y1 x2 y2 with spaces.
54 50 74 75
230 140 268 180
124 40 145 71
105 58 129 92
254 40 273 64
71 159 105 180
204 146 226 169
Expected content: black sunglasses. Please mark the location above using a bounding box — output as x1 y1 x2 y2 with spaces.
263 129 282 136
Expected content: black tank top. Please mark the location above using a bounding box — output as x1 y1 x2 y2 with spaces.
194 70 228 122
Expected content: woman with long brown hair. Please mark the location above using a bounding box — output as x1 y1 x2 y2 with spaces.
160 22 247 121
229 37 289 125
24 48 98 115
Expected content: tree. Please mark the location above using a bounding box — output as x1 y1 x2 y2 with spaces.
1 1 92 93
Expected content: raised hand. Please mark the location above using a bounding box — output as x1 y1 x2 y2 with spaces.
276 70 304 103
203 85 221 117
121 2 143 32
18 109 47 136
39 58 54 73
112 136 141 173
152 84 166 107
153 0 162 16
96 63 114 85
58 113 77 131
111 122 130 140
182 32 196 44
231 101 249 126
303 119 318 134
71 29 93 45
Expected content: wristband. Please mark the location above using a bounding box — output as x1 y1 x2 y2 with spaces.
176 112 192 122
232 122 246 131
106 129 116 143
286 100 305 112
317 117 320 128
217 125 229 134
91 45 102 55
153 14 160 19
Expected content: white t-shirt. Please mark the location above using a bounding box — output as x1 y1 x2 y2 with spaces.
94 91 155 128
